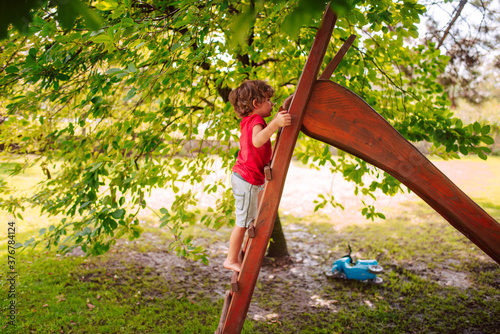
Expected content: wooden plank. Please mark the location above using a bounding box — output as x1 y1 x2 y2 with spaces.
319 34 356 80
301 80 500 264
214 291 232 334
230 272 239 293
220 5 338 334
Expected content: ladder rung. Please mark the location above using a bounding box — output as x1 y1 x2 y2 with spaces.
247 220 255 238
264 165 272 180
230 272 239 292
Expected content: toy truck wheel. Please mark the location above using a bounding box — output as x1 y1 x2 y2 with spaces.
326 269 343 279
368 265 383 274
368 277 383 285
332 269 344 278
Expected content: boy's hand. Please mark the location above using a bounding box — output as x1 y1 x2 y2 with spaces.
275 110 292 128
253 110 291 147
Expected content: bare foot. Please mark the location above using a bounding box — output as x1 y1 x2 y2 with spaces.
223 259 241 272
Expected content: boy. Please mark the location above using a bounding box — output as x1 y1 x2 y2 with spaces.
223 80 292 272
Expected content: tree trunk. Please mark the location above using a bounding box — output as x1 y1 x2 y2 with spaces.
266 213 289 258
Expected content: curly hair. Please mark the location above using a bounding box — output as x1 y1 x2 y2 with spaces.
229 80 275 118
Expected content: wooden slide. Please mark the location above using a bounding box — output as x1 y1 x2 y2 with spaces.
215 4 500 333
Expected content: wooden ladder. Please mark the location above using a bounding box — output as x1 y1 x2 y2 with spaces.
215 3 500 334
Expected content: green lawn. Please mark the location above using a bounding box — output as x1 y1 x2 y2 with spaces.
1 155 499 333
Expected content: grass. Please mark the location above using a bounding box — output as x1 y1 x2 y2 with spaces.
0 250 236 333
0 155 63 257
258 205 500 333
1 156 500 333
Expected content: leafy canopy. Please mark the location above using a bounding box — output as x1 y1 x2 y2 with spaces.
0 0 494 260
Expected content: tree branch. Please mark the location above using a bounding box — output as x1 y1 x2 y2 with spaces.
437 0 468 49
255 58 278 67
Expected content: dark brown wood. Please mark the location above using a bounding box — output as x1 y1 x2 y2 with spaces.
301 80 500 264
319 34 356 80
247 220 255 238
264 165 272 180
266 213 290 258
215 291 232 334
231 272 239 293
220 5 338 334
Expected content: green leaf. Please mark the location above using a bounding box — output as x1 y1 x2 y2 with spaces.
124 88 136 101
229 7 256 47
481 125 491 135
159 218 169 228
82 227 92 236
473 122 481 134
24 237 35 247
89 161 103 172
106 68 123 75
127 63 137 73
282 0 350 40
58 0 102 30
481 136 495 145
111 209 125 219
408 26 419 38
77 3 102 30
95 0 119 11
90 34 113 44
459 145 468 155
57 1 78 30
171 43 182 51
5 66 19 73
91 96 102 104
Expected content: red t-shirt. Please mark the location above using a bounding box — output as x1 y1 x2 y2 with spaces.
232 114 272 185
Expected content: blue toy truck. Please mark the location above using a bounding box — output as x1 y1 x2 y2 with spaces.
326 245 384 285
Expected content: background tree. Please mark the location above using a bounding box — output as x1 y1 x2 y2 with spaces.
420 0 500 106
0 0 494 262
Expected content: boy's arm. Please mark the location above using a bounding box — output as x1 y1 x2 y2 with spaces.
252 111 291 148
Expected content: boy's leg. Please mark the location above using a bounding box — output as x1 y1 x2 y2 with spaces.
225 173 262 272
224 226 247 272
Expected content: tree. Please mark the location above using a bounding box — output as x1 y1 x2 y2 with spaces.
267 214 290 260
0 0 102 39
0 0 494 262
420 0 500 106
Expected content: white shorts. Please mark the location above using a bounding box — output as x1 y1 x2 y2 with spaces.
232 173 264 228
